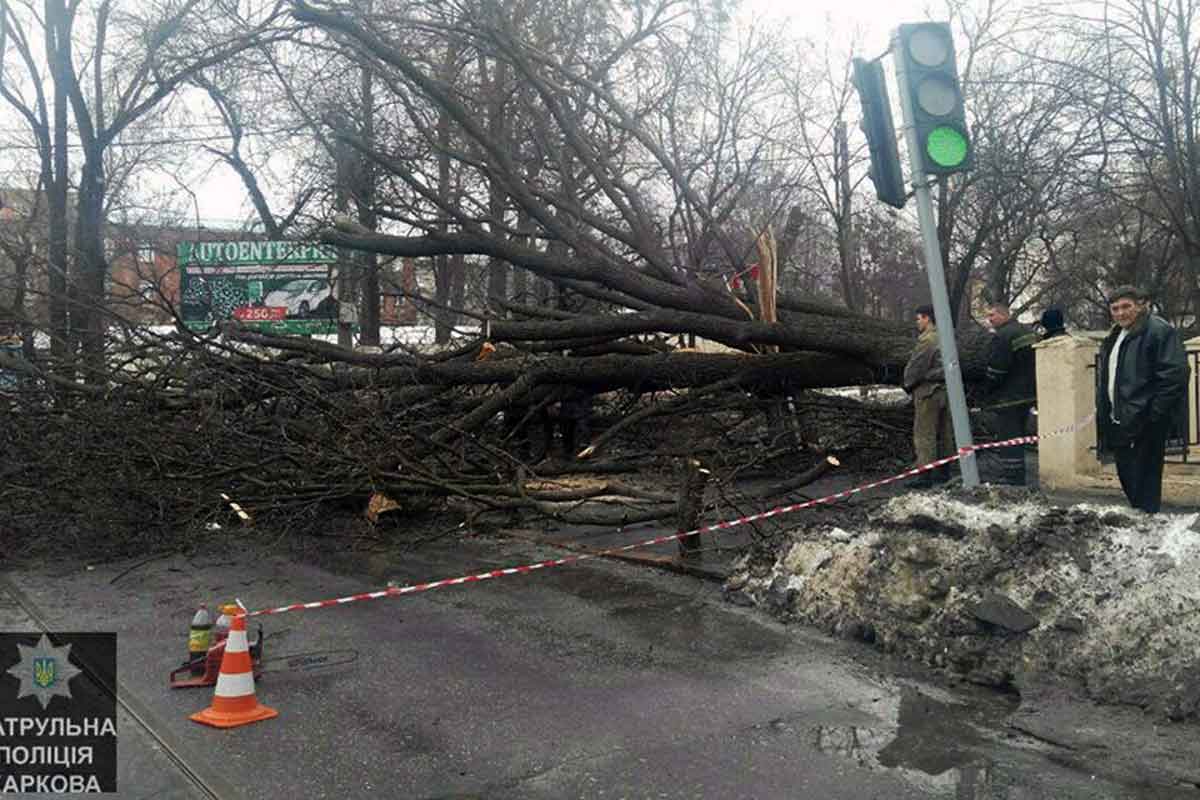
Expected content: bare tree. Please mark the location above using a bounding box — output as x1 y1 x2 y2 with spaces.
783 27 868 311
1030 0 1200 323
0 0 290 380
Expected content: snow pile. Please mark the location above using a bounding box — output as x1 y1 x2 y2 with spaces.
727 489 1200 719
880 493 1050 536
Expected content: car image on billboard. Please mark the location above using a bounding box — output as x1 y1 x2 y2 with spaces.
262 278 333 318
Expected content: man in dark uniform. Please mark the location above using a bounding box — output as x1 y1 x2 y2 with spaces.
1097 286 1190 513
984 301 1039 484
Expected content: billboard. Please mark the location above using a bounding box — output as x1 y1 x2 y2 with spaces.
178 241 339 334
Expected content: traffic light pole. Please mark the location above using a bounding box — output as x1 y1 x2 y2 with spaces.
891 30 980 488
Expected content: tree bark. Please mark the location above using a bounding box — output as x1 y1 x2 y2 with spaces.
44 0 72 372
676 458 710 560
357 55 380 346
73 156 106 383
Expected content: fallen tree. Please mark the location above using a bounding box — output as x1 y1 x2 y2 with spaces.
1 0 1003 561
279 0 997 398
0 319 922 560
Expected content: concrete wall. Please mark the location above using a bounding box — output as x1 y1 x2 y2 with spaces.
1034 332 1200 505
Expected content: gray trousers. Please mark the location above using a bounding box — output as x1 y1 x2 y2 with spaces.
913 384 954 467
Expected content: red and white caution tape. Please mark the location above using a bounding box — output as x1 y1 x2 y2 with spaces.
247 413 1096 618
957 412 1096 454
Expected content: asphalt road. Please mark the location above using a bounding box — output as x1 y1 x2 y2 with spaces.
1 533 1196 799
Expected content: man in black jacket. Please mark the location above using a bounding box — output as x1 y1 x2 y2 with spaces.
984 302 1039 484
1040 307 1067 340
1097 286 1190 513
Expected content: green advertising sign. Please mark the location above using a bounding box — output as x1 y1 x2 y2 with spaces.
179 241 339 335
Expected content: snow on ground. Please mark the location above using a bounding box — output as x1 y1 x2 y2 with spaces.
817 385 910 406
311 324 482 350
728 488 1200 719
880 492 1052 535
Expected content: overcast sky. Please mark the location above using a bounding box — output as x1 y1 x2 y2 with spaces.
741 0 948 48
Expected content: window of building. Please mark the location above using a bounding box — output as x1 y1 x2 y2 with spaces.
138 243 156 264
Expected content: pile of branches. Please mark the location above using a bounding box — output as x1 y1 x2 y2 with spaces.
0 325 917 562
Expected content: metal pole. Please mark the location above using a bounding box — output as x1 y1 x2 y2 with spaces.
891 29 979 487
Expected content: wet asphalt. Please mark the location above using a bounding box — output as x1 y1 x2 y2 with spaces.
2 532 1198 800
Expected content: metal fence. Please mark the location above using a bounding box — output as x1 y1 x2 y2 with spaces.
1189 349 1200 453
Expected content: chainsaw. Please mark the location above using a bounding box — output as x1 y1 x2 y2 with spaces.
169 625 358 689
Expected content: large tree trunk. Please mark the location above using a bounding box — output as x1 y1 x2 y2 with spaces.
835 120 859 311
334 138 355 348
357 58 380 347
73 156 107 384
433 42 456 345
44 0 72 374
675 457 709 560
449 254 466 325
483 54 510 313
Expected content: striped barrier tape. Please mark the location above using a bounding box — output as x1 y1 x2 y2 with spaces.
247 412 1097 618
957 412 1095 454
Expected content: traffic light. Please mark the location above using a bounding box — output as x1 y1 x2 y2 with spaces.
851 57 906 209
896 22 973 175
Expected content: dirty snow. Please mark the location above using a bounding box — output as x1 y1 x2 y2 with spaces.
1143 511 1200 563
817 385 910 406
824 526 855 542
727 488 1200 719
879 493 1050 534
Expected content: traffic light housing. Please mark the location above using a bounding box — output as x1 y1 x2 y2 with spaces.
896 22 973 175
852 57 907 209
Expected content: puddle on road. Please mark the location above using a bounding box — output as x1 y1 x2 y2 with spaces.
782 686 1189 799
804 688 999 798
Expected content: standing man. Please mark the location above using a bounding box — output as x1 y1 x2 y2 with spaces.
1097 286 1190 513
984 302 1039 485
1040 307 1067 340
903 305 954 486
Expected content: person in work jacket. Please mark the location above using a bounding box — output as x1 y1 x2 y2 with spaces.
903 305 954 487
1096 285 1190 513
984 301 1039 485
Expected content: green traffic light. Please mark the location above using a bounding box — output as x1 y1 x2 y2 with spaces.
926 125 969 167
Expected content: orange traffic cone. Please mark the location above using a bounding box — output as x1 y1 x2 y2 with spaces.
190 611 278 728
